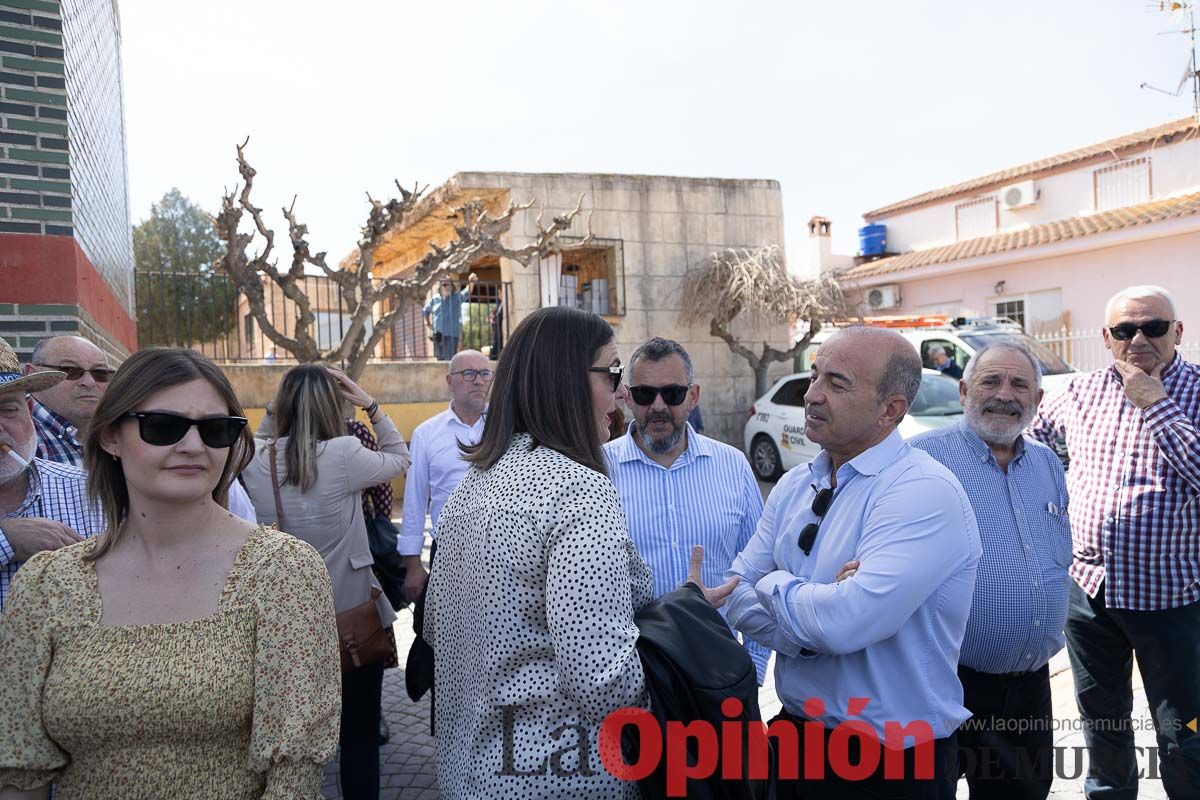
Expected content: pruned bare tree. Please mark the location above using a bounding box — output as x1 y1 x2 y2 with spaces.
215 138 590 379
680 244 851 397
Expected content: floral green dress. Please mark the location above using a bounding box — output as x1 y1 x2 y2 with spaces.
0 525 341 799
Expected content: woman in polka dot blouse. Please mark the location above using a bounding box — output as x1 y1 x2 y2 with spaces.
425 307 652 798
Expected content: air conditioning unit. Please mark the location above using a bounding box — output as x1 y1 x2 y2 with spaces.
1000 180 1039 210
867 284 901 310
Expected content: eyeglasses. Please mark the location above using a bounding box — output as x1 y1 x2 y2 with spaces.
123 412 247 448
588 363 624 391
35 364 115 383
1108 319 1174 341
798 486 835 555
628 384 690 406
450 368 494 382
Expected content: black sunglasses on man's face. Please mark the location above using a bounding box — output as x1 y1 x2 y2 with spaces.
628 384 690 407
35 363 115 383
1108 319 1174 341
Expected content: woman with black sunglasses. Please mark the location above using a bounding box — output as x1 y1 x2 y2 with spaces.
0 347 341 799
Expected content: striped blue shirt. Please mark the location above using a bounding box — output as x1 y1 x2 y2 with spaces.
911 420 1071 674
605 423 770 682
0 458 105 612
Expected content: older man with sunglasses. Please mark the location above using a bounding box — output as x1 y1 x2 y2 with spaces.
0 339 103 612
725 326 980 799
1029 285 1200 799
603 337 770 683
24 336 114 467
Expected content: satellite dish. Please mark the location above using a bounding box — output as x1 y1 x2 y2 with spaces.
1177 53 1195 95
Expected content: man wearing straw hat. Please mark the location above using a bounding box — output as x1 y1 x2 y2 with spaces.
0 339 103 612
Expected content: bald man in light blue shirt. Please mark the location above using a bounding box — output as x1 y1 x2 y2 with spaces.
726 327 980 800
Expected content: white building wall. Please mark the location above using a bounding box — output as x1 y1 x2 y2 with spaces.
871 136 1200 254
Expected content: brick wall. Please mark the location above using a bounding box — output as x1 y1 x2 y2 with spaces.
0 0 72 236
0 301 128 363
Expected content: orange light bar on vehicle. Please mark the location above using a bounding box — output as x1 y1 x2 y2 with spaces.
830 315 952 329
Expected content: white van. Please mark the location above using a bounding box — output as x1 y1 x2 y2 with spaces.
744 368 963 481
797 317 1078 395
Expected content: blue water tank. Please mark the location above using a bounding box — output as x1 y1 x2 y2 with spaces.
858 224 887 256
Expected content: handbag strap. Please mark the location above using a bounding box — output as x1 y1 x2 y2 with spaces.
268 441 286 530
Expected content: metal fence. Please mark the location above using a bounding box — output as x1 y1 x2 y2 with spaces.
1032 326 1200 371
135 271 512 363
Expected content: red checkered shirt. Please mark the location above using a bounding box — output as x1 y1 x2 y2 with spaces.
1029 353 1200 611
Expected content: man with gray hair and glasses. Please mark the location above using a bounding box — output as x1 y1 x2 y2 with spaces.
603 337 769 682
1029 285 1200 799
726 326 980 798
903 342 1069 799
400 349 491 728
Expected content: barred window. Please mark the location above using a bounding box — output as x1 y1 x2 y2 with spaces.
955 197 997 241
1094 158 1151 211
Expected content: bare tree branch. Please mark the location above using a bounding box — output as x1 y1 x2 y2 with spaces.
216 141 588 378
681 245 850 396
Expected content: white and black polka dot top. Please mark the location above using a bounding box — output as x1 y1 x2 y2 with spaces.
426 433 653 799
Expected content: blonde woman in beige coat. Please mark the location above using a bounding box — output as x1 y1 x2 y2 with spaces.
242 364 410 800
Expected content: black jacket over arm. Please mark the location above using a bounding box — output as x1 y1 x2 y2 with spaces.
626 583 772 799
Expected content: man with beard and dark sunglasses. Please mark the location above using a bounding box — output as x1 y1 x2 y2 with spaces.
905 342 1069 800
1029 285 1200 799
603 337 770 683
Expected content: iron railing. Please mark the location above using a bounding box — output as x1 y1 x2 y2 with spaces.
135 271 512 363
1033 326 1200 372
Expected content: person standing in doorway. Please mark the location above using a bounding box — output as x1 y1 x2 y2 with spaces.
423 274 477 361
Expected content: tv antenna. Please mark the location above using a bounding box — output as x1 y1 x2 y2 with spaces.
1140 1 1200 119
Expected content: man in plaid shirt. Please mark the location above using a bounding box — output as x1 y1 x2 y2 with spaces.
1029 285 1200 799
23 336 113 468
0 339 104 612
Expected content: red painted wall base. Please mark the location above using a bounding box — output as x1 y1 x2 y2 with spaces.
0 233 137 351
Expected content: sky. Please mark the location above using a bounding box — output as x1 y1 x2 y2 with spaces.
119 0 1199 275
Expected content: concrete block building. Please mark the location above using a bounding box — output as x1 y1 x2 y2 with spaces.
358 171 792 444
0 0 135 361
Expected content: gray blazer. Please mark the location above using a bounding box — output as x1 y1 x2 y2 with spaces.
243 415 411 627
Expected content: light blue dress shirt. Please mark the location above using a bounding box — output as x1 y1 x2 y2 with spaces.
725 428 981 740
423 288 469 338
399 404 486 556
605 423 770 682
910 421 1071 674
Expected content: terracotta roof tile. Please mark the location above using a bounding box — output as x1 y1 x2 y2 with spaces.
865 117 1198 218
840 190 1200 281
